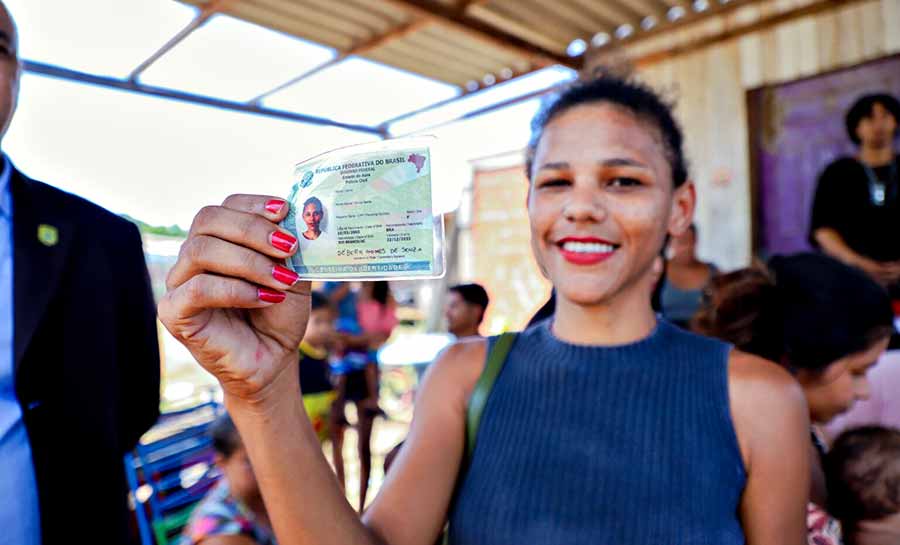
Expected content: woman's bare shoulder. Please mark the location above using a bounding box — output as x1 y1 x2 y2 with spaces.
726 349 809 468
422 337 490 405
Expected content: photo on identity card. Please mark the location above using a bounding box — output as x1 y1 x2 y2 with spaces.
281 136 445 280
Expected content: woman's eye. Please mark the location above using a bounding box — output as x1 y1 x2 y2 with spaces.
609 177 642 188
538 178 570 189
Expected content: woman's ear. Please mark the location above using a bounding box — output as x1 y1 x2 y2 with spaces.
668 181 696 238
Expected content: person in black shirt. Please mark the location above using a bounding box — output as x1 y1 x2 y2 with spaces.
810 93 900 297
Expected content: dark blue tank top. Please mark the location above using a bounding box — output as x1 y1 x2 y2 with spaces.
449 319 746 544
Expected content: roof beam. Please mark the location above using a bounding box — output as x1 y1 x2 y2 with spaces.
248 19 430 104
378 0 580 69
603 0 760 50
387 79 567 136
24 60 382 135
128 0 235 81
633 0 869 66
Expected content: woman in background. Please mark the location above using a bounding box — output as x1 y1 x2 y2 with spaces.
660 224 716 328
695 253 894 545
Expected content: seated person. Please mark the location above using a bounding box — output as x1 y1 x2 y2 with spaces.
826 426 900 545
180 413 275 545
299 291 338 444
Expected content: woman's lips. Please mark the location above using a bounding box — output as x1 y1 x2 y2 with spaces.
556 237 618 266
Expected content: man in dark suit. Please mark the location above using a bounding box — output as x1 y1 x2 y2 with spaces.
0 3 161 543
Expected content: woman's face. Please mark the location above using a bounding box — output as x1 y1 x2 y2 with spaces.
799 336 889 424
303 203 323 231
528 103 694 306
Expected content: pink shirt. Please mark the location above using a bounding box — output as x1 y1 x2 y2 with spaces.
356 300 398 336
826 350 900 440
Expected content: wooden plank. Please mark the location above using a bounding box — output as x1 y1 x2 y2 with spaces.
463 5 566 56
613 0 671 18
300 0 396 34
377 0 579 67
386 37 494 78
473 2 575 49
883 0 900 53
363 49 466 85
505 0 613 35
570 0 645 27
345 0 411 25
403 29 510 74
615 0 762 47
376 41 482 82
226 2 354 49
243 0 373 42
633 0 871 67
422 25 524 66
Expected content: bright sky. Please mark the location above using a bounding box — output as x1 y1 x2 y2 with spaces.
1 0 575 229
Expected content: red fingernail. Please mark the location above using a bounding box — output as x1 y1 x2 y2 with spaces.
265 199 286 215
272 265 299 286
258 288 286 303
270 231 297 253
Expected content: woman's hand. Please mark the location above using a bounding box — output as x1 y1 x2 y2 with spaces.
158 195 311 402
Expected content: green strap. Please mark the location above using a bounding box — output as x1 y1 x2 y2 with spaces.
465 332 517 463
443 332 517 545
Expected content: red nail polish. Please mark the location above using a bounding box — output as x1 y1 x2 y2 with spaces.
272 265 299 286
258 288 286 303
270 231 297 253
265 199 286 215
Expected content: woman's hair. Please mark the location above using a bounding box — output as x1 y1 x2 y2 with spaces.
826 426 900 525
210 412 242 458
371 281 391 306
303 196 323 213
693 253 894 372
525 74 688 189
845 93 900 145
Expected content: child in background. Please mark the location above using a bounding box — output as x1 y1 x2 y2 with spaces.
331 281 397 513
826 426 900 545
180 413 276 545
299 291 338 444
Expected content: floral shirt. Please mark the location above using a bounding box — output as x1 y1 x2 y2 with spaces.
180 481 277 545
808 502 842 545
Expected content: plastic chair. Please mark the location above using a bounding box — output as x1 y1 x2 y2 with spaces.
125 401 224 545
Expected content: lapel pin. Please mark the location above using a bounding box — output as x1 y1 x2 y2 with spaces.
37 224 59 247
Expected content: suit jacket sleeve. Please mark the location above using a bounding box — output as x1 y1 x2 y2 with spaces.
116 221 161 452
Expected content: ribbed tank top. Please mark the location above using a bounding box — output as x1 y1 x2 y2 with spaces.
448 319 747 544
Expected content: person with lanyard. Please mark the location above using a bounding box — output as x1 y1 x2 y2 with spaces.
810 93 900 302
159 75 813 544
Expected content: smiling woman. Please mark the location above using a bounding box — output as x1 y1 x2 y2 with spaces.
158 75 811 545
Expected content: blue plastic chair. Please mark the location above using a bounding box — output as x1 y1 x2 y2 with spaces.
125 401 224 545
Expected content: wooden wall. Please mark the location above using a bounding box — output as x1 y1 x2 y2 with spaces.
616 0 900 269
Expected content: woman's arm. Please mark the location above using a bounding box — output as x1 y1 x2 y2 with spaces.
226 341 485 545
729 351 810 545
159 195 484 545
